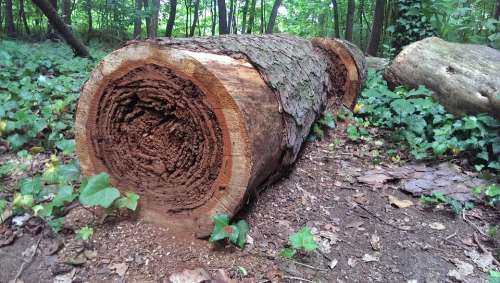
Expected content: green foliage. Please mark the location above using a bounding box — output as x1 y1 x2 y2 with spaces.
76 226 94 241
357 70 500 170
79 173 121 209
310 112 336 140
346 124 369 142
115 192 140 211
209 214 249 249
280 226 318 258
420 192 474 214
473 184 500 207
490 271 500 283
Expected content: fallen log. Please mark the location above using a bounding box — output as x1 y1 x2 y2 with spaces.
384 37 500 119
75 35 366 236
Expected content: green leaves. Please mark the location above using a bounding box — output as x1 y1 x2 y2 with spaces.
115 192 140 211
209 214 249 249
489 270 500 283
76 226 94 241
280 226 318 259
79 173 120 209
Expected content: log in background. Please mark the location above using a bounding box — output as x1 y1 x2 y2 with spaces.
75 34 366 236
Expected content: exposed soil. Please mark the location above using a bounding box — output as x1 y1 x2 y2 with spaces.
1 123 499 283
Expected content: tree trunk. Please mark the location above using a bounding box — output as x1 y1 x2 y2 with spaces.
246 0 256 33
359 0 364 49
384 37 500 119
165 0 177 37
189 0 200 36
217 0 228 34
260 0 264 33
32 0 90 57
211 0 216 35
366 0 385 56
227 0 234 33
345 0 355 41
143 0 151 38
5 0 15 37
149 0 160 38
85 0 92 37
495 0 500 20
62 0 71 24
20 0 30 34
331 0 340 38
240 0 249 33
75 35 367 237
0 0 3 33
265 0 281 34
133 0 143 39
47 0 57 36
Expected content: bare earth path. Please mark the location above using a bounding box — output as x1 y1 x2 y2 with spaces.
1 124 498 283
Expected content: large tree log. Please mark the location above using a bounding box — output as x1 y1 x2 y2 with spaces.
75 35 366 236
385 37 500 119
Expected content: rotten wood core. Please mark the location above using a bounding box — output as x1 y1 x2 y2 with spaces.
75 35 366 237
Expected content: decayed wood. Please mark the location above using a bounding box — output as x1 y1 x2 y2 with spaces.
366 56 389 72
385 37 500 119
75 35 366 236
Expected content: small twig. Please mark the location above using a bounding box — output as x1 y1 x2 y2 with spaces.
473 232 500 267
357 204 413 232
285 258 328 272
13 235 42 283
445 232 457 240
283 275 315 283
462 211 488 237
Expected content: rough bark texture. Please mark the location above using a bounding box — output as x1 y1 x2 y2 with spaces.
75 35 366 236
32 0 90 57
366 0 385 56
366 56 389 71
217 0 228 34
385 37 500 119
165 0 177 37
345 0 355 41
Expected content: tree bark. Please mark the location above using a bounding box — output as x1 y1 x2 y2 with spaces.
265 0 281 34
227 0 234 33
143 0 151 38
366 0 385 56
331 0 340 38
32 0 90 57
165 0 177 37
217 0 228 34
384 37 500 119
345 0 355 41
149 0 161 38
260 0 264 33
240 0 249 33
62 0 71 24
495 0 500 20
20 0 30 34
85 0 92 37
189 0 200 36
133 0 143 39
246 0 256 33
75 35 367 237
5 0 15 37
211 0 216 35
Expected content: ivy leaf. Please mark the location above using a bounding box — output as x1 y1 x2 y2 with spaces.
235 220 249 249
55 139 76 155
78 173 120 208
228 224 240 244
12 193 34 211
485 184 500 198
209 214 231 242
52 186 77 207
76 226 94 241
48 217 65 232
115 192 140 211
0 162 16 177
289 226 318 252
390 99 415 115
57 163 80 184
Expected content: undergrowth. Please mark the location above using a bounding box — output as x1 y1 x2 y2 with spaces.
351 69 499 174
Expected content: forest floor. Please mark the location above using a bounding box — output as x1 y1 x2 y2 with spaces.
1 123 499 283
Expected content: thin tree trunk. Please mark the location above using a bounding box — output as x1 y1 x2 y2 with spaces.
32 0 90 57
217 0 228 34
227 0 233 33
211 0 216 35
143 0 151 38
331 0 340 38
345 0 355 41
359 0 364 48
5 0 15 37
85 0 92 37
246 0 256 33
366 0 385 56
265 0 280 34
62 0 71 24
495 0 500 20
240 0 249 33
133 0 142 38
165 0 177 37
20 0 30 34
189 0 200 36
260 0 264 33
47 0 57 35
149 0 160 38
0 0 3 32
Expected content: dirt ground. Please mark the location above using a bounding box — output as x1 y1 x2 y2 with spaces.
1 124 499 283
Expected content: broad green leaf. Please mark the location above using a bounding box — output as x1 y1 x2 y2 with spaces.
56 139 76 155
235 220 249 249
78 173 120 208
12 193 34 210
289 226 318 252
280 248 296 258
115 192 140 211
76 226 94 241
52 186 77 207
48 217 65 232
485 184 500 198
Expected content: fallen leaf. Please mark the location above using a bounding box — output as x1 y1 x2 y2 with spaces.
353 193 369 205
329 259 338 269
347 257 357 267
109 262 128 277
429 222 446 230
362 254 379 262
388 195 413 208
370 234 380 251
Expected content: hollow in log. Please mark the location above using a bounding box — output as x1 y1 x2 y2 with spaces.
75 35 366 236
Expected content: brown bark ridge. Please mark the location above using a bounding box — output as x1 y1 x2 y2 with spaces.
75 35 367 237
32 0 90 57
384 37 500 119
